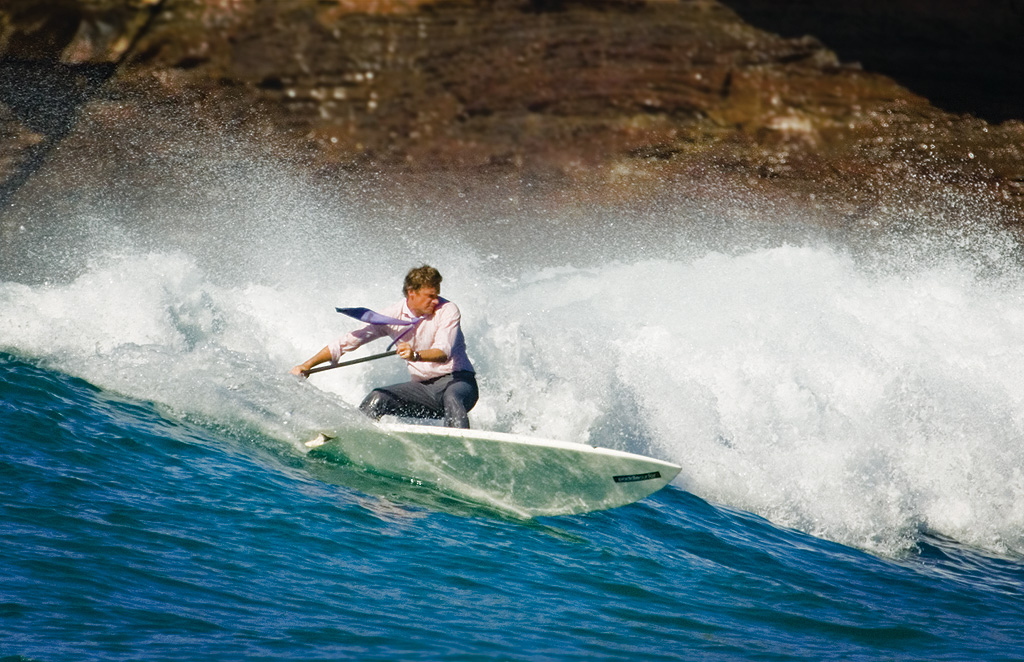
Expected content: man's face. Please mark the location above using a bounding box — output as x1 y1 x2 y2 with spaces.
407 286 440 317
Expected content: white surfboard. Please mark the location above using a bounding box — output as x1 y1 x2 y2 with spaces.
306 423 681 517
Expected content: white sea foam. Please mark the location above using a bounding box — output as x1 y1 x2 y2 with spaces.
3 156 1023 557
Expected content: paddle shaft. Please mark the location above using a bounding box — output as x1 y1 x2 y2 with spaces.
305 350 397 375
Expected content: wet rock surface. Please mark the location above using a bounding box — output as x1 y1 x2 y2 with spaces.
1 0 1022 250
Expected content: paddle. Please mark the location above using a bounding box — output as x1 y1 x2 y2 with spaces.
304 350 397 375
302 306 417 376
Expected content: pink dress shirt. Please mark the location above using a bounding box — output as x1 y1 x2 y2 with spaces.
328 297 474 382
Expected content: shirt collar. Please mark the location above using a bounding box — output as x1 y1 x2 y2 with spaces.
401 299 425 321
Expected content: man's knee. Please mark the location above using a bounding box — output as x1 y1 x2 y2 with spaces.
446 380 478 410
361 387 440 421
359 389 396 420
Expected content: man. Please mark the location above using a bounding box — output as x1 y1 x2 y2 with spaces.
291 265 478 428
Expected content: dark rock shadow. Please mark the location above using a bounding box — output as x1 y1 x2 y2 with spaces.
719 0 1024 123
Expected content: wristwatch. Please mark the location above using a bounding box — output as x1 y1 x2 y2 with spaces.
412 351 420 362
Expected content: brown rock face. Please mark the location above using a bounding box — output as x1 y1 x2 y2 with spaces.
1 0 1022 258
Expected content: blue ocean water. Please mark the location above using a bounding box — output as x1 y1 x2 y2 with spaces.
3 353 1024 661
3 159 1024 659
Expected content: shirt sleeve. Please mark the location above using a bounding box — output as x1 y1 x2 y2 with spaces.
328 324 390 363
327 301 405 363
430 301 461 358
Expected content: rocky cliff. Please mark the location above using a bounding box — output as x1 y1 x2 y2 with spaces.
1 0 1022 250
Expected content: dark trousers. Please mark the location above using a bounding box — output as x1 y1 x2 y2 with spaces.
359 371 478 429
